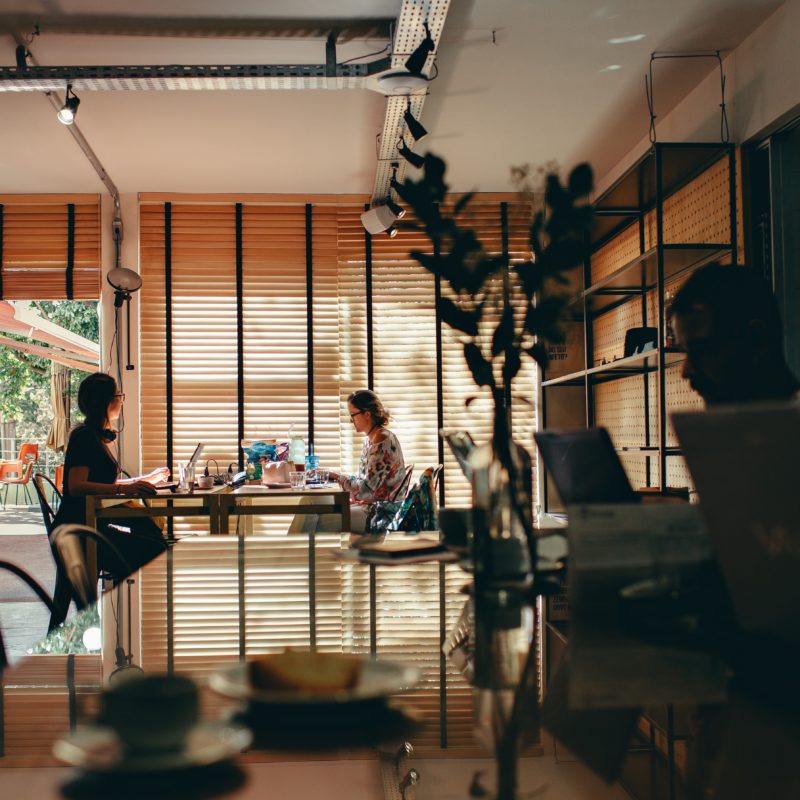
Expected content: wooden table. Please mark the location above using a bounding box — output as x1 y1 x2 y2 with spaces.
85 485 350 537
84 485 351 588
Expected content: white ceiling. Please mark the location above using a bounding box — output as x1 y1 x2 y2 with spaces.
0 0 786 195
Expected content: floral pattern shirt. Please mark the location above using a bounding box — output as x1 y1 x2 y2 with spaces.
340 429 405 503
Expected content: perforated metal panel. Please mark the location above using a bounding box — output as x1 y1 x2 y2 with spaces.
592 297 649 366
643 156 733 248
591 224 641 284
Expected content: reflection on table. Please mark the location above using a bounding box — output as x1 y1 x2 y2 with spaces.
0 533 473 796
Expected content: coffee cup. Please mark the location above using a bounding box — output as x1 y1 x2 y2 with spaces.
101 674 199 754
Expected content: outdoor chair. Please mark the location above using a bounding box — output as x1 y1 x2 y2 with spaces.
0 560 56 670
0 442 39 509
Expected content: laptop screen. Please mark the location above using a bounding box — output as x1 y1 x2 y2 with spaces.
187 442 205 469
535 428 640 506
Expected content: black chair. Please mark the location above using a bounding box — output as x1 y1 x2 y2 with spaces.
32 472 60 534
49 524 133 621
0 560 56 670
33 473 77 632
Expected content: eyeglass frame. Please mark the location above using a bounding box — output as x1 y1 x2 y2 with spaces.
349 410 367 421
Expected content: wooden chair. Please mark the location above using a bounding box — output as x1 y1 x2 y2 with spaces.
0 560 56 669
0 443 39 508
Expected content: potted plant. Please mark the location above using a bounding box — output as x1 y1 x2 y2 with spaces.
394 154 594 800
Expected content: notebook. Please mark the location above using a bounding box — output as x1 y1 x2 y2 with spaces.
673 403 800 645
534 428 640 506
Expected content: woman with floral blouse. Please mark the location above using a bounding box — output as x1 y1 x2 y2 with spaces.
329 389 405 503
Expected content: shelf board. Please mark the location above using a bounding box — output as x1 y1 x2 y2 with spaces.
584 244 732 315
543 348 684 387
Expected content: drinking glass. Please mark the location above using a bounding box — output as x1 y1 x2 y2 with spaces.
289 471 305 490
316 468 329 484
179 461 195 493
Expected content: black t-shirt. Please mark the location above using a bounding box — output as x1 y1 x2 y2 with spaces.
53 425 120 527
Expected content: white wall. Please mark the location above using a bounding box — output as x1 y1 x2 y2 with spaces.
596 0 800 195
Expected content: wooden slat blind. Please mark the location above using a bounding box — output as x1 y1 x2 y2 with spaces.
0 654 102 761
0 196 101 299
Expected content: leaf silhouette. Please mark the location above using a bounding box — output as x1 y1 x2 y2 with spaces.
464 342 495 388
438 295 479 337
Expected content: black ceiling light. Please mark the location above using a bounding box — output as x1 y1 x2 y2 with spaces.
387 163 406 218
57 85 80 125
405 22 434 75
398 136 425 169
404 98 428 142
385 226 398 238
386 198 405 219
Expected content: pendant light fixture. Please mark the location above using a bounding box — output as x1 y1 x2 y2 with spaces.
398 136 425 169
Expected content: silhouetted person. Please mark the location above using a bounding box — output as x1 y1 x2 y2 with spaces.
669 262 799 405
668 263 799 800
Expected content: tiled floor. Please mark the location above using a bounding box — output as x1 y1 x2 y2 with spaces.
0 509 55 659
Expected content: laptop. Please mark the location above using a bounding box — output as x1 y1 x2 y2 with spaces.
673 404 800 644
442 430 476 481
534 427 640 506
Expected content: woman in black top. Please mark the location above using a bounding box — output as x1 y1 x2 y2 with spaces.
52 372 170 578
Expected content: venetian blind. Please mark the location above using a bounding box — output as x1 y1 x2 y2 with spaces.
137 195 533 755
0 195 101 300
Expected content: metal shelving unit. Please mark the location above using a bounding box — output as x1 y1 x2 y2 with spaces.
540 141 738 800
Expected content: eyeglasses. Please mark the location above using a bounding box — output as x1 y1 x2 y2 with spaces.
115 392 126 401
349 410 365 421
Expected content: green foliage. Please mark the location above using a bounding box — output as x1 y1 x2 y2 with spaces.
0 301 99 442
30 604 101 655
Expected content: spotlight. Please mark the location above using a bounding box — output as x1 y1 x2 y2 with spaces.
386 198 405 219
361 204 398 235
385 226 398 238
398 137 425 169
57 85 80 125
405 22 435 75
404 99 428 142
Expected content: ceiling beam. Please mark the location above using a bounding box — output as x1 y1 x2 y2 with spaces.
0 15 393 42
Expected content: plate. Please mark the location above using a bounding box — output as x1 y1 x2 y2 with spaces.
53 720 252 773
209 657 420 705
261 482 290 489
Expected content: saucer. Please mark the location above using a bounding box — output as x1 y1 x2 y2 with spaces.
210 657 420 705
53 720 252 773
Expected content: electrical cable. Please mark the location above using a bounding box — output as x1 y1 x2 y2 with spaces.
340 42 391 65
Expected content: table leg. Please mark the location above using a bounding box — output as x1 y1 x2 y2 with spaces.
340 493 351 533
309 530 317 651
218 496 231 535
